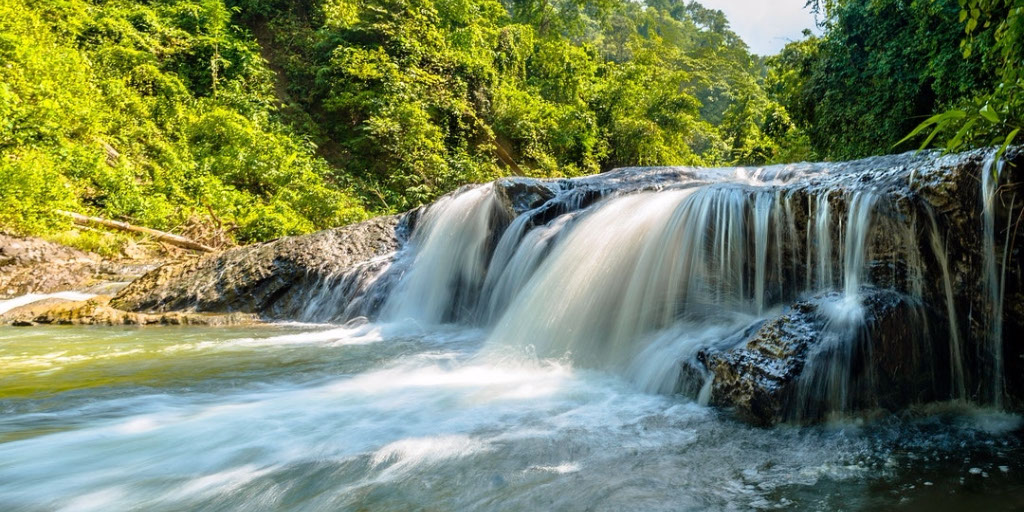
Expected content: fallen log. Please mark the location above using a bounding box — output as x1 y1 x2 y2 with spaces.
55 210 215 253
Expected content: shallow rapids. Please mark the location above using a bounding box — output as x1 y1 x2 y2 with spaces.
1 325 1022 511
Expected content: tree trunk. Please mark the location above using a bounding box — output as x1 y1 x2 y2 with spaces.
56 210 215 253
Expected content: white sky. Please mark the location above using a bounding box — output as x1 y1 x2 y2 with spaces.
697 0 821 55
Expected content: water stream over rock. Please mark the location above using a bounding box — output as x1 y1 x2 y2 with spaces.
108 147 1024 424
3 148 1024 509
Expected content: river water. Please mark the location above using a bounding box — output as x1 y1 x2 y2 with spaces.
1 324 1022 511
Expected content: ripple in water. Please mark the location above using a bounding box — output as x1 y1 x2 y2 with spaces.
0 325 1022 511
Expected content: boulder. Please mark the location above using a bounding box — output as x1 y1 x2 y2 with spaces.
698 291 942 425
0 233 161 298
110 214 408 318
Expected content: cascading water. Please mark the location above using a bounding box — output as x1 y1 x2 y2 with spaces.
2 149 1022 511
981 155 1016 406
356 149 1017 418
381 184 508 325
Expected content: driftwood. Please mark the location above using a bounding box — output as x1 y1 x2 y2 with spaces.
55 210 215 253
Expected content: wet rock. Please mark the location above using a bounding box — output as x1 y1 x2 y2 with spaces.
700 302 817 426
493 178 558 215
699 291 936 425
111 214 406 317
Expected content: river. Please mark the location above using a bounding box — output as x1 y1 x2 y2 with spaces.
1 323 1022 511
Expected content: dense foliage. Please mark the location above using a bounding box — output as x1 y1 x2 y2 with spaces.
0 0 369 244
5 0 1017 250
236 0 809 210
1 0 802 247
767 0 1021 161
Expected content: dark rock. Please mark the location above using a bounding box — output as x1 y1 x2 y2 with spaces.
493 178 558 215
111 214 405 318
699 291 939 425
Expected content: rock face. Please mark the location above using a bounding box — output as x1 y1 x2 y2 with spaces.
0 233 164 300
0 234 158 298
110 214 410 318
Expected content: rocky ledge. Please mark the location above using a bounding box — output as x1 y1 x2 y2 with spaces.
0 295 258 326
0 233 160 298
109 214 408 317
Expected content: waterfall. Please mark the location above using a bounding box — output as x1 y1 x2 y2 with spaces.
926 209 966 399
306 149 1018 419
814 193 834 291
842 192 877 303
381 184 507 325
981 155 1008 406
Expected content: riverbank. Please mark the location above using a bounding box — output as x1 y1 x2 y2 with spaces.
0 233 258 326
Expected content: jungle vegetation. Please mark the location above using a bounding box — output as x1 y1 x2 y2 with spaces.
0 0 1019 250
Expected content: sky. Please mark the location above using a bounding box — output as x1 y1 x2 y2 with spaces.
696 0 821 56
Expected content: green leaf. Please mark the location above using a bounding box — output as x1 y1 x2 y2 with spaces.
919 120 951 151
980 104 1000 123
996 127 1021 161
894 110 966 148
947 117 978 152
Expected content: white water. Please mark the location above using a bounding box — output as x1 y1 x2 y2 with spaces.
0 291 96 315
349 154 1007 412
1 324 1020 511
382 184 505 325
980 154 1017 406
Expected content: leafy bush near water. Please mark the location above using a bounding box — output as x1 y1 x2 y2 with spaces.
767 0 1021 160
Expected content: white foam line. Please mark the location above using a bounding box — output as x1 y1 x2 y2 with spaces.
0 292 96 316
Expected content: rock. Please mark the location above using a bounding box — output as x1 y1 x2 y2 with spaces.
0 295 259 326
1 234 97 298
0 233 161 298
110 214 408 318
493 178 558 214
699 302 817 426
698 291 936 425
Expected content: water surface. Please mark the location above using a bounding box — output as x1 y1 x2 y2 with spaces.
1 324 1022 511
